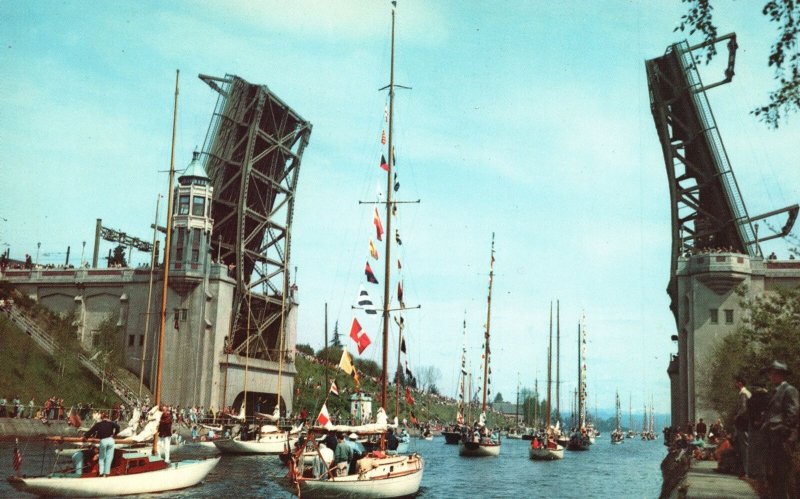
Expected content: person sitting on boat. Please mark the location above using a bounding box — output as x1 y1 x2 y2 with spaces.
71 446 98 477
333 433 353 476
83 412 120 477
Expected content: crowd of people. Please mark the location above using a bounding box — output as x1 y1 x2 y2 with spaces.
0 395 74 420
664 360 798 498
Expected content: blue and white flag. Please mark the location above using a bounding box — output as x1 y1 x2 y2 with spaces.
357 285 377 314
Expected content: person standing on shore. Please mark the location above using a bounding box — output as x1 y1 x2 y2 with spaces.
83 412 120 477
733 375 751 476
761 361 798 499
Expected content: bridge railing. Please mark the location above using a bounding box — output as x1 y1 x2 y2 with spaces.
675 41 756 252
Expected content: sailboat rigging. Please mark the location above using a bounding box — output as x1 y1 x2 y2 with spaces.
529 301 565 461
458 234 501 457
611 390 624 444
567 314 591 451
214 289 301 454
7 70 219 497
287 4 424 497
443 318 469 444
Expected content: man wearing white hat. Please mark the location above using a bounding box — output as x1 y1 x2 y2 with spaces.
761 360 798 499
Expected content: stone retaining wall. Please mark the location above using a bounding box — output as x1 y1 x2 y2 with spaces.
0 419 81 441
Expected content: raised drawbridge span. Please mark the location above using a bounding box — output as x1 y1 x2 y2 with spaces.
646 34 797 307
647 34 798 425
199 73 312 367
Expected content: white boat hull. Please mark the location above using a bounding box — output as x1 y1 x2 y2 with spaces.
7 457 220 497
458 441 500 457
295 454 423 498
180 440 219 450
214 433 297 454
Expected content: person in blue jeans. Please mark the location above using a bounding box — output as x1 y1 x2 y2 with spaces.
71 446 98 476
83 412 120 476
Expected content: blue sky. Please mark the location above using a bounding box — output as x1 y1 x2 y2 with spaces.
2 1 798 417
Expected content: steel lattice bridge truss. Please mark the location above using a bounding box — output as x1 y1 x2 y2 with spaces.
645 34 797 309
199 74 312 361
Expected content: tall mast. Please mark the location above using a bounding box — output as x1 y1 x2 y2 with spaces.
380 4 396 410
395 321 402 417
152 69 179 456
482 233 495 412
546 301 552 431
556 300 560 423
629 393 632 432
577 322 582 429
139 194 161 398
275 223 291 416
457 316 467 424
578 315 586 429
324 303 328 392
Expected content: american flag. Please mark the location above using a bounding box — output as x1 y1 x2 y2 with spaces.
12 439 22 475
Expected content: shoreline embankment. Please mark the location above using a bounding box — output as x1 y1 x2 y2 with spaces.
0 419 81 441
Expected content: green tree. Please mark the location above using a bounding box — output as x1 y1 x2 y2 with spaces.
494 392 504 403
675 0 800 127
108 245 127 267
700 286 800 493
354 358 381 379
92 314 125 383
296 343 314 356
330 320 342 348
700 286 800 422
317 345 342 365
51 310 82 378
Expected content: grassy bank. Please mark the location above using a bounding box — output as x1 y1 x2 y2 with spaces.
292 351 507 428
0 313 122 410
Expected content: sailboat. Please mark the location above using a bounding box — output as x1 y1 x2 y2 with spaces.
286 5 423 497
553 301 569 449
442 319 469 445
611 391 624 444
213 422 301 454
627 394 635 439
641 397 657 440
529 302 564 461
567 315 591 451
7 71 220 497
213 290 301 455
458 235 501 458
